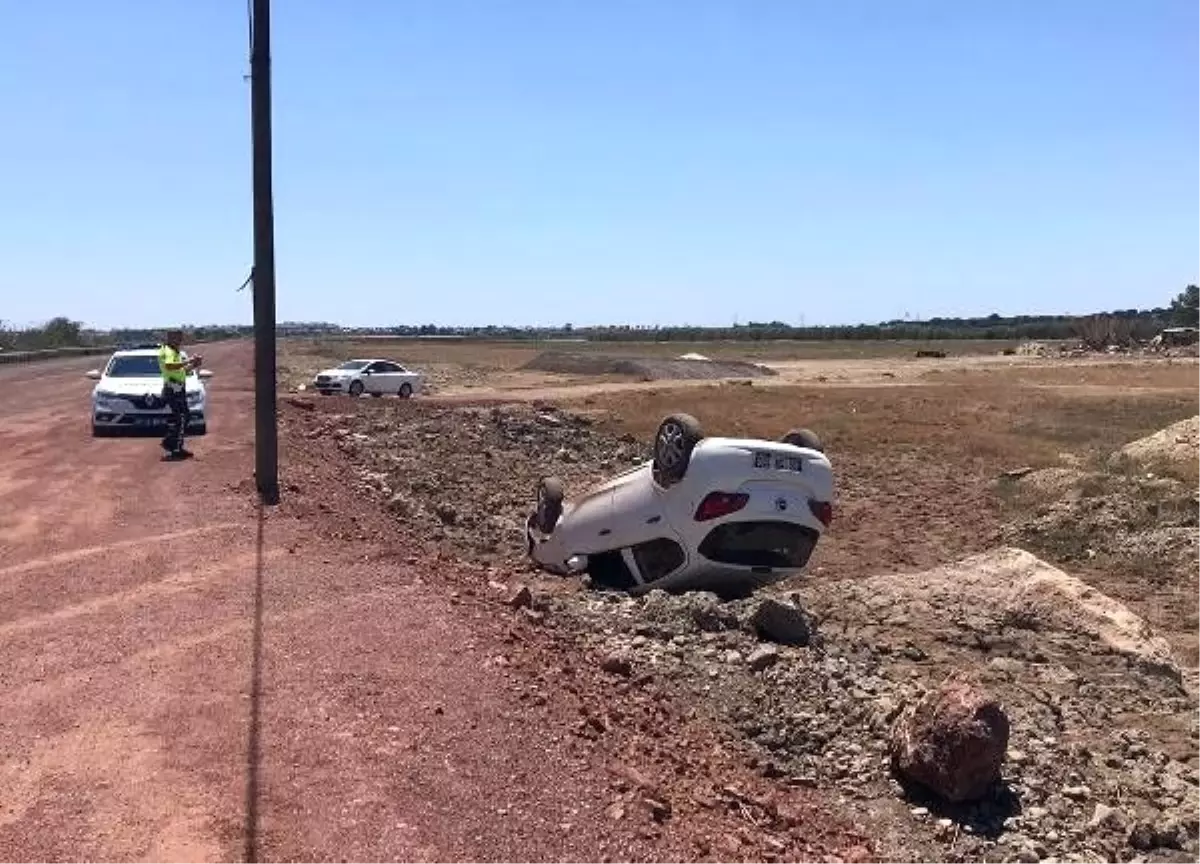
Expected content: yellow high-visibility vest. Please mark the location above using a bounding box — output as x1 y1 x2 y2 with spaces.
158 345 187 384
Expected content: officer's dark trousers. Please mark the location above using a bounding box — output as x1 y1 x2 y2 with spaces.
161 383 189 453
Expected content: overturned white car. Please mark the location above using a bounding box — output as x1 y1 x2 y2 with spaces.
526 414 834 598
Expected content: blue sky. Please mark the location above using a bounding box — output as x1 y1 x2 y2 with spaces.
1 0 1196 329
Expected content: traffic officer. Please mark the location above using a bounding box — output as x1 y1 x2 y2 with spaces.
158 329 203 460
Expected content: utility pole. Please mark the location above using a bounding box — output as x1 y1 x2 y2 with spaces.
250 0 279 504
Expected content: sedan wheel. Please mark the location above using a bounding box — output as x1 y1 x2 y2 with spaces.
652 413 703 487
534 477 565 533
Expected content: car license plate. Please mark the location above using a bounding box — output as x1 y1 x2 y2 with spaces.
754 451 803 472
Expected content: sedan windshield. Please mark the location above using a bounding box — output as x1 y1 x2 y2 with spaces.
105 355 195 378
105 355 162 377
337 361 370 371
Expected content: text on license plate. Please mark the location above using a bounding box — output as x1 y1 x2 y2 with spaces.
753 452 803 472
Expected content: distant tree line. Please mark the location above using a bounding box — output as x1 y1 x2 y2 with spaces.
5 285 1196 351
0 316 92 350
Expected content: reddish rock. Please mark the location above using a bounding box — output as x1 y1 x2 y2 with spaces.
889 676 1010 803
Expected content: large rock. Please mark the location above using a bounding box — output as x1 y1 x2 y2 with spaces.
889 676 1010 803
744 597 812 646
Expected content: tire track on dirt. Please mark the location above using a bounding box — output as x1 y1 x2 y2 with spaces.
0 523 246 579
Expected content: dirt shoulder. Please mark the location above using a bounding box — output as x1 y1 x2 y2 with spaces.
0 344 863 862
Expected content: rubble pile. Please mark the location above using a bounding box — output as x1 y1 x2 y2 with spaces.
545 552 1199 863
301 402 647 566
284 398 1200 863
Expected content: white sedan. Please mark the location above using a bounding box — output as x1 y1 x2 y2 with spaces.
311 359 424 398
526 414 835 598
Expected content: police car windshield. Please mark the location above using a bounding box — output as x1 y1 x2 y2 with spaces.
105 355 189 378
337 361 370 370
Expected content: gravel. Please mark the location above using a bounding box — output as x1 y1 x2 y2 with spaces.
303 398 1199 863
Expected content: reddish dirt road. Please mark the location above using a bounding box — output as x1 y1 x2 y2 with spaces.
0 342 861 862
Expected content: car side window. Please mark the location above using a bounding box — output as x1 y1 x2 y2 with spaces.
378 362 401 373
633 538 686 583
364 362 383 374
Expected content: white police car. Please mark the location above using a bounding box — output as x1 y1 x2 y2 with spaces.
86 346 213 437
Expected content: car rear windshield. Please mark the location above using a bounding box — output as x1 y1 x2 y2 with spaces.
698 521 818 570
337 361 370 370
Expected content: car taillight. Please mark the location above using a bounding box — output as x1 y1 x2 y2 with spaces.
809 500 833 527
694 491 749 522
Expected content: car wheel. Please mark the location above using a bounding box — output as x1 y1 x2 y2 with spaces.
652 413 703 487
192 423 208 436
398 383 413 399
534 476 565 533
782 428 823 452
349 380 364 397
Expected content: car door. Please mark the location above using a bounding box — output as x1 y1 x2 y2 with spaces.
373 361 403 394
362 362 388 395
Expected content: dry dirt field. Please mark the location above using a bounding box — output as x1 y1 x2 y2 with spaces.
280 336 1199 863
0 337 1196 863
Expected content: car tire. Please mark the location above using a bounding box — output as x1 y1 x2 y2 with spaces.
192 423 208 437
652 413 703 487
534 476 565 533
782 428 823 452
349 380 364 397
398 383 413 399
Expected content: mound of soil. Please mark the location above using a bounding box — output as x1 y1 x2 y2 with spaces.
522 351 777 382
1114 415 1199 472
1017 466 1089 498
808 547 1181 684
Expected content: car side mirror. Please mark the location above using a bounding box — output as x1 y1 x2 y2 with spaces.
85 369 101 380
198 369 214 379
